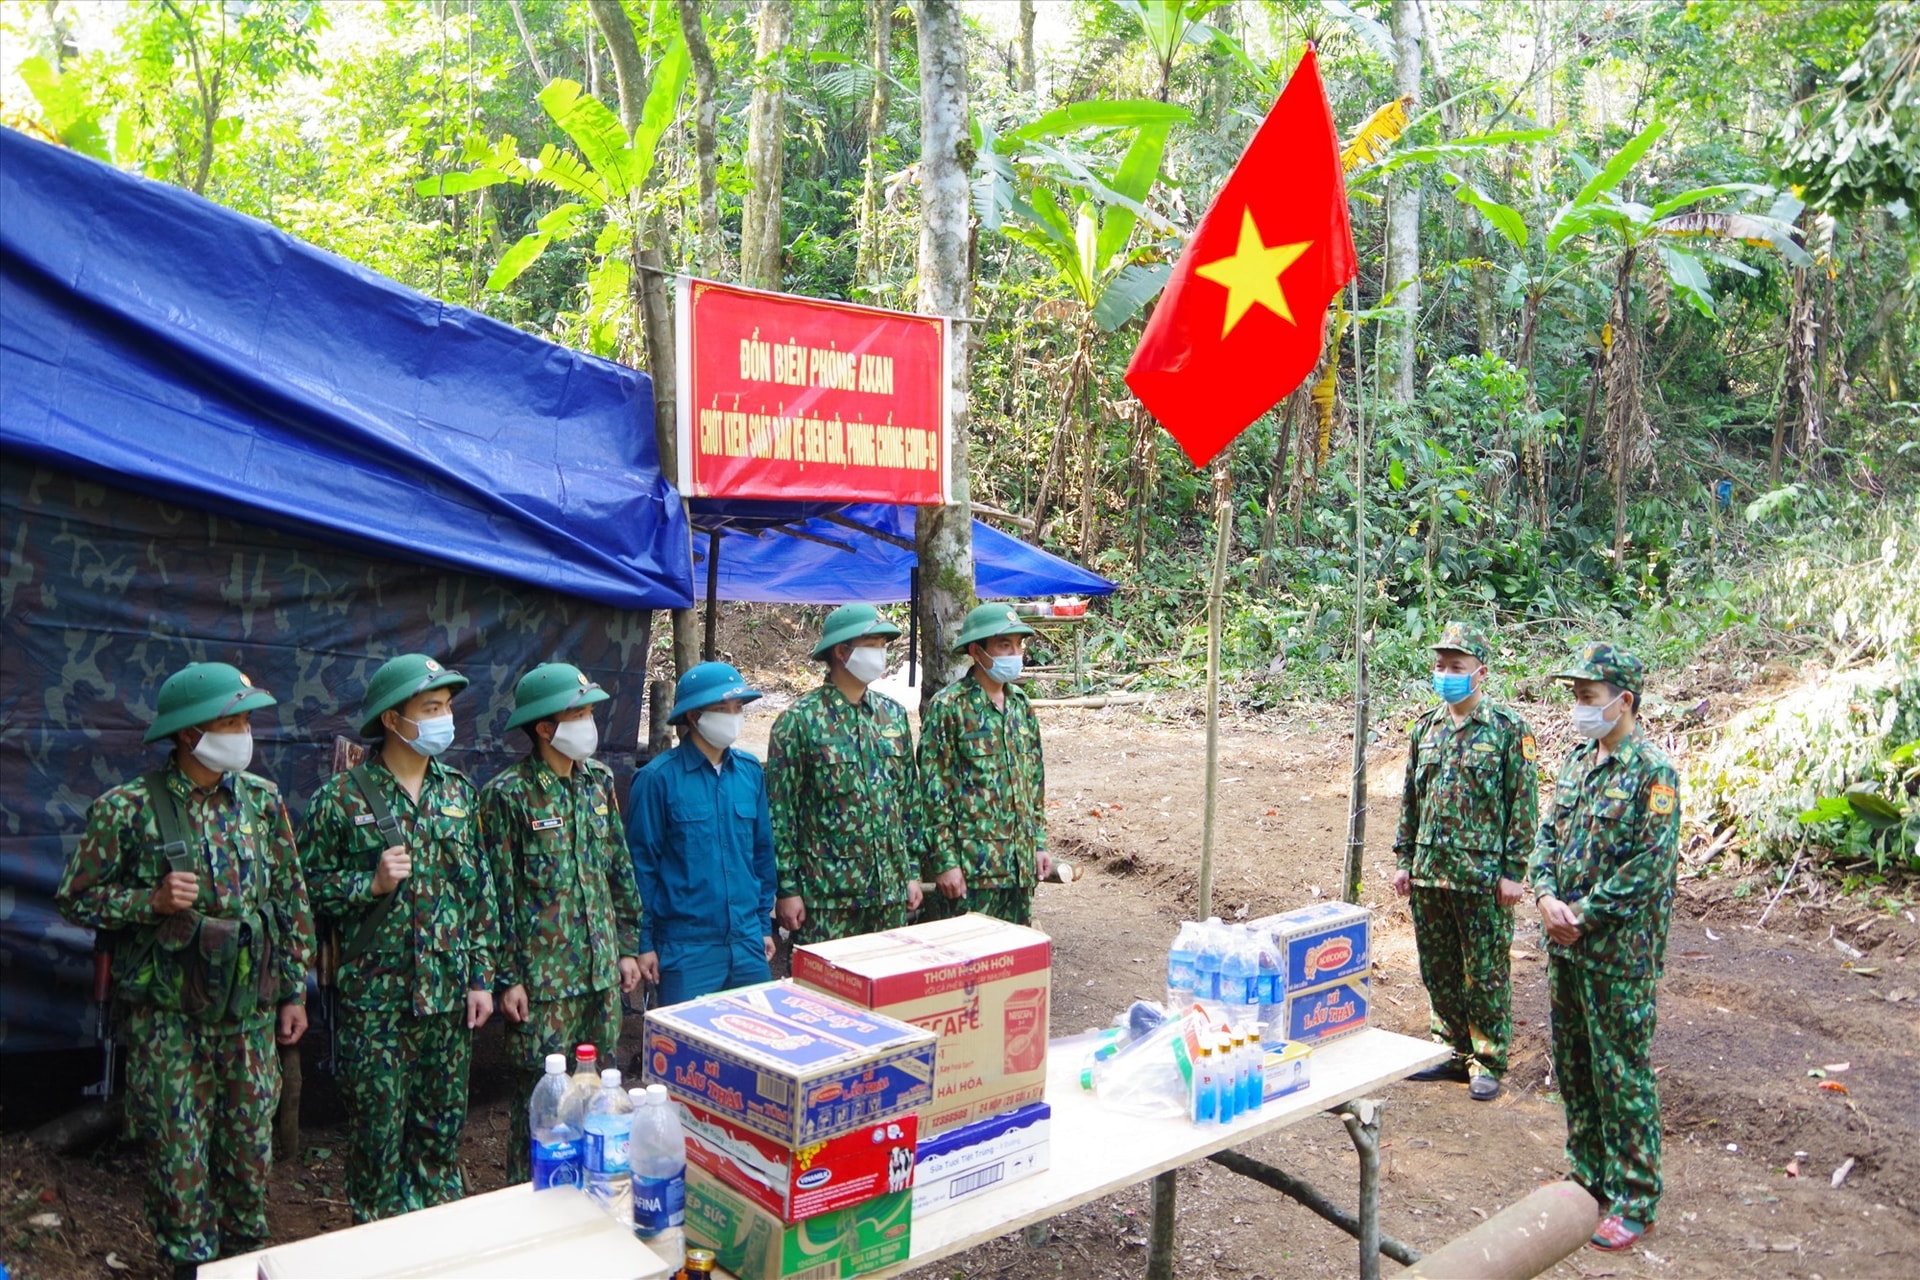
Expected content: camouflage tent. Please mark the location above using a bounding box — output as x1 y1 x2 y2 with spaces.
0 131 692 1054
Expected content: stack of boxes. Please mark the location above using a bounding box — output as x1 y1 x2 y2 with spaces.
793 915 1054 1217
641 981 934 1279
1250 901 1372 1046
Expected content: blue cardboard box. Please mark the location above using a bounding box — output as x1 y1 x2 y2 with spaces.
1281 976 1370 1046
912 1102 1051 1214
1254 902 1371 990
644 980 936 1148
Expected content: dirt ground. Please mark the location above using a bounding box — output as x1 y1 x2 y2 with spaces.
5 704 1918 1280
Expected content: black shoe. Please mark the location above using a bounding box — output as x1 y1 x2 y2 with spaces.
1409 1060 1471 1083
172 1264 203 1280
1469 1074 1503 1101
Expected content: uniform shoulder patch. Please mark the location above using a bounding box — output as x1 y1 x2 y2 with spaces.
1521 734 1538 760
1649 783 1677 815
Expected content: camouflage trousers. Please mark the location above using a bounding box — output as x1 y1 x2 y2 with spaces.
1410 885 1514 1077
337 1001 473 1223
1548 957 1662 1223
793 898 910 947
922 885 1033 927
505 987 625 1183
122 1004 278 1269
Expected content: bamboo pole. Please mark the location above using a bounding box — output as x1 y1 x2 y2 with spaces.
1198 455 1233 920
1343 275 1369 905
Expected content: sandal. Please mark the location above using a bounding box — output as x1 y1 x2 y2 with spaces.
1589 1215 1651 1251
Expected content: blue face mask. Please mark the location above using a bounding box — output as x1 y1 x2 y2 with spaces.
1433 672 1476 704
987 654 1024 684
400 713 456 757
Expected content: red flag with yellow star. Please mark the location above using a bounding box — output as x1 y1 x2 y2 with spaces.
1125 47 1356 468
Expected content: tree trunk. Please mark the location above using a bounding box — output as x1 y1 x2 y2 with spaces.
913 0 977 691
742 0 792 292
1027 327 1091 532
507 0 550 84
1383 0 1422 403
678 0 724 272
1605 251 1646 576
1017 0 1037 95
853 0 894 295
1257 392 1300 587
591 0 699 676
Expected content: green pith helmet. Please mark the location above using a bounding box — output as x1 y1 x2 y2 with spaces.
812 603 903 659
144 662 277 743
1552 642 1649 698
670 662 760 725
1431 622 1492 666
360 654 470 736
505 662 609 731
951 602 1036 654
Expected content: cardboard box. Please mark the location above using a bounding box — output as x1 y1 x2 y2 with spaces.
1253 902 1371 989
1282 976 1370 1045
793 915 1052 1135
680 1097 917 1224
1262 1040 1312 1102
685 1164 912 1280
642 981 936 1148
912 1102 1051 1215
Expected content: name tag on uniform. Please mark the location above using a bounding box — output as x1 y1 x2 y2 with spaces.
1472 742 1496 754
441 805 468 818
594 804 610 817
352 814 378 827
530 817 563 831
1604 786 1628 800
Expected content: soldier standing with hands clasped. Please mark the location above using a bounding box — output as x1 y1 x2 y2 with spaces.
1392 622 1538 1102
1530 643 1680 1254
299 654 496 1223
482 662 644 1182
768 605 922 945
56 662 315 1279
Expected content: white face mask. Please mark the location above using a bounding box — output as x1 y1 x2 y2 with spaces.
1570 692 1626 739
549 717 599 762
694 710 743 750
191 729 254 775
843 645 888 685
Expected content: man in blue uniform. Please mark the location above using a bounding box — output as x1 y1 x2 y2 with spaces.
626 662 778 1006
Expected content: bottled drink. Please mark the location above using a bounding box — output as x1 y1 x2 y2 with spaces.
529 1052 583 1191
584 1068 635 1220
1166 921 1203 1008
1190 1041 1218 1125
560 1043 602 1135
1247 1028 1266 1114
1194 918 1228 1004
630 1084 687 1269
1255 929 1285 1033
1220 928 1262 1030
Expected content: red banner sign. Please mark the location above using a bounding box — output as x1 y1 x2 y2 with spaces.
675 278 950 504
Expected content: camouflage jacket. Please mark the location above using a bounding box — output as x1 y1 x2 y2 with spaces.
299 757 495 1016
55 759 315 1025
1529 728 1681 979
1394 699 1539 889
480 754 642 1000
918 674 1046 889
767 683 918 906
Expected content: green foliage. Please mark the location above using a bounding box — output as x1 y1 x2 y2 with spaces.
1780 1 1920 214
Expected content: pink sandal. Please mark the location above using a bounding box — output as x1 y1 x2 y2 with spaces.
1589 1215 1652 1251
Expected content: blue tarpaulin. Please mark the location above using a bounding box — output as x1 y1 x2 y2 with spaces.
0 128 693 611
689 500 1117 604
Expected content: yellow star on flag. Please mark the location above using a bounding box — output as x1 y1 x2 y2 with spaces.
1193 209 1312 337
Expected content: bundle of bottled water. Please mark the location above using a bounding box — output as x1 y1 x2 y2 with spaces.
1166 915 1284 1030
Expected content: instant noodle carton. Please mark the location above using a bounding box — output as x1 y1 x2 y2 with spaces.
1280 976 1370 1045
793 915 1052 1136
679 1097 917 1224
1252 901 1372 989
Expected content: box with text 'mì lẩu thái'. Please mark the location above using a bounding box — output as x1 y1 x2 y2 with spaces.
792 914 1052 1136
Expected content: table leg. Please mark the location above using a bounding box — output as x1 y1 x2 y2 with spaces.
1338 1099 1384 1280
1147 1168 1177 1280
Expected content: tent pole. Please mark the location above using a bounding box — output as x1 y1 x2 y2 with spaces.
1343 276 1369 905
1198 455 1231 921
907 565 920 687
703 528 720 662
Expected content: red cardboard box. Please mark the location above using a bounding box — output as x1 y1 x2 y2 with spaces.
793 916 1052 1136
678 1097 917 1224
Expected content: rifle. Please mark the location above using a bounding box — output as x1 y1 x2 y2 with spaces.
314 735 368 1074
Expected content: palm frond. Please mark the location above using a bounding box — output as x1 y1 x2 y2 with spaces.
1342 96 1412 174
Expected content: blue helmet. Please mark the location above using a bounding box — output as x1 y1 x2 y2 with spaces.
671 661 761 725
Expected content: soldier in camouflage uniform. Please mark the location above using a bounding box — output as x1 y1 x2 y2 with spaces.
918 603 1051 926
1530 643 1679 1253
1392 623 1538 1101
482 662 644 1183
298 654 496 1223
55 662 315 1279
768 605 923 947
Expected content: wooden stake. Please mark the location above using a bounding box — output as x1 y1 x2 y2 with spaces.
1198 455 1232 920
1343 276 1369 905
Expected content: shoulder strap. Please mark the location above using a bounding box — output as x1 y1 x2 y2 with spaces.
142 770 199 874
339 765 406 966
347 765 404 846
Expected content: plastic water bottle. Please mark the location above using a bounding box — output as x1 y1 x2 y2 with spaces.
1247 1028 1266 1114
585 1068 635 1220
1190 1042 1219 1125
1166 921 1203 1008
560 1043 601 1135
630 1084 686 1269
1255 929 1285 1033
1195 918 1227 1003
1221 928 1260 1029
530 1053 583 1191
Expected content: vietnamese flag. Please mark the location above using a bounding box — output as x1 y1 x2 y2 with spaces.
1126 47 1357 468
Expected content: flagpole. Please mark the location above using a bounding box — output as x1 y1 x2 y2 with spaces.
1198 455 1232 920
1342 275 1369 905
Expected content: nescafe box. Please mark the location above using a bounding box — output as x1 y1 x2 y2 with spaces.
793 915 1052 1136
642 981 935 1148
679 1096 917 1224
1253 901 1372 989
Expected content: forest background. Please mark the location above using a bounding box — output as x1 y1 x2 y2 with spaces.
3 0 1916 884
